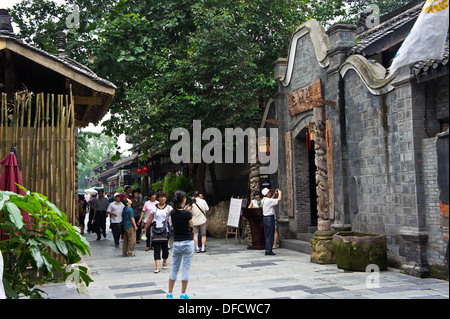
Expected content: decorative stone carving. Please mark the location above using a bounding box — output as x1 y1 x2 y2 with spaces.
310 105 336 264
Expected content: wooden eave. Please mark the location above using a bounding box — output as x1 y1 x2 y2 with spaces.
0 36 116 127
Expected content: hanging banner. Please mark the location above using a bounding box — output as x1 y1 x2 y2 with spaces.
389 0 449 75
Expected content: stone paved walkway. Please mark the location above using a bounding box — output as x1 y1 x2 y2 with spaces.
38 227 449 300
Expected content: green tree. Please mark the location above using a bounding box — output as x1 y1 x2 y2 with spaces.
77 130 117 188
10 0 413 192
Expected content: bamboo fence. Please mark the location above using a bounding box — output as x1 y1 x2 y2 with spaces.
0 90 77 225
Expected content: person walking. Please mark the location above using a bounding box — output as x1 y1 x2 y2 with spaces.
260 187 281 256
77 194 87 235
92 189 109 241
142 190 172 273
166 190 195 299
131 190 144 244
107 193 125 246
191 190 209 253
87 193 97 233
122 197 137 257
141 191 159 251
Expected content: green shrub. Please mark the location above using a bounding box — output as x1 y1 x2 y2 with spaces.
0 186 92 299
151 173 194 199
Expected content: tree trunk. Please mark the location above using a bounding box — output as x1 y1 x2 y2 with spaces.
208 162 221 203
189 161 207 195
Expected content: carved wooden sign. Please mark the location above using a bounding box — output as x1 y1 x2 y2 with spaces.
285 131 294 217
288 79 323 116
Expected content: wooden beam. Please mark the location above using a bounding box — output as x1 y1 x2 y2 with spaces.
75 119 90 127
81 91 98 122
4 49 19 99
264 119 279 126
73 95 102 105
315 99 336 107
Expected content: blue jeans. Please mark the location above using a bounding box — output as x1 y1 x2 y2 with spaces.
263 215 275 253
169 240 195 282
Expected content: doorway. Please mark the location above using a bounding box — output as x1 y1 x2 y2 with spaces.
293 127 318 233
308 140 318 227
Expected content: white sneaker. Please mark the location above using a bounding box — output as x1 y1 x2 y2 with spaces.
196 246 200 253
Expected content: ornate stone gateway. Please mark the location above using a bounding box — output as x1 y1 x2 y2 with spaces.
287 79 337 264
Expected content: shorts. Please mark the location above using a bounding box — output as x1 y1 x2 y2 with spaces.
193 222 207 234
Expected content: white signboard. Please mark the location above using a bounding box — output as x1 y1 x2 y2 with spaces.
227 198 243 228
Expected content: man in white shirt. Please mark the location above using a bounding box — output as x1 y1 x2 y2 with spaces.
261 187 282 255
191 191 209 253
107 192 125 246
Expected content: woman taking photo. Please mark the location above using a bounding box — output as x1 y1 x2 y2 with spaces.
142 190 172 273
167 190 195 299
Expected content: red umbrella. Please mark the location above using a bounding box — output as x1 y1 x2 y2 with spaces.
0 148 31 230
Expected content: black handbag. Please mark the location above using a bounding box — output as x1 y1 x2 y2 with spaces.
152 207 169 242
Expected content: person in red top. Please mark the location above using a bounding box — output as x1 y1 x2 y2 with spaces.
120 185 132 202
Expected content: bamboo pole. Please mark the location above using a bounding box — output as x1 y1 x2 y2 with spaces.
50 94 55 204
67 92 74 224
30 94 40 192
12 93 17 147
70 87 76 225
39 93 44 194
55 95 61 210
64 94 69 221
61 94 65 212
19 93 26 170
1 94 4 157
35 94 42 192
2 94 8 156
25 93 32 190
46 93 50 200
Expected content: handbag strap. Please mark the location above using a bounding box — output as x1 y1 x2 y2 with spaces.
164 206 170 228
194 202 206 216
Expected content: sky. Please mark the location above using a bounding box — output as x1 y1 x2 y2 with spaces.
2 0 132 155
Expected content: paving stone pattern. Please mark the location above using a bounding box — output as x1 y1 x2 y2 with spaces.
38 229 449 299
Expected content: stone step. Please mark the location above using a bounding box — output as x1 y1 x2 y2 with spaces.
297 233 314 242
279 239 312 255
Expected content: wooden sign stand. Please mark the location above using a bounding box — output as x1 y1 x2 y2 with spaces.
225 196 242 246
225 225 241 246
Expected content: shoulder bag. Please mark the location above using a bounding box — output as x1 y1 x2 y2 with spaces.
152 206 169 242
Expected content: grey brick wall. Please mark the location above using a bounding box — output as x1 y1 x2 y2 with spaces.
273 21 449 270
421 137 446 265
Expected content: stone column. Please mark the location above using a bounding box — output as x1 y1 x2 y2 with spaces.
325 23 356 232
310 105 336 264
245 161 260 245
